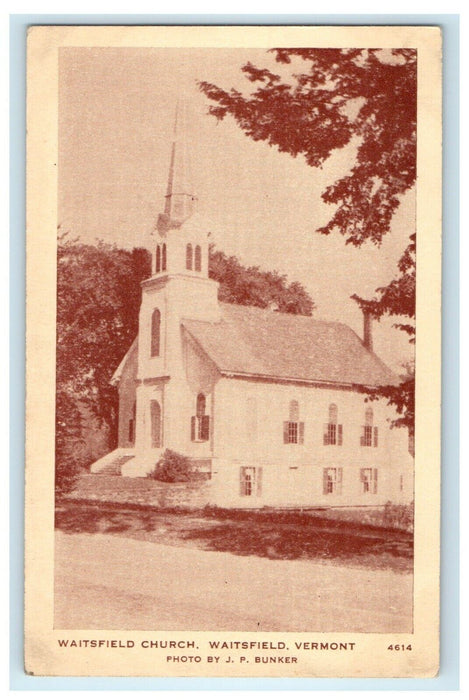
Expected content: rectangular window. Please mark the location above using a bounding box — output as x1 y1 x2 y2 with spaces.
323 423 342 445
361 425 373 446
240 466 262 497
283 421 304 444
323 468 343 495
128 419 135 444
191 415 210 442
361 426 378 447
360 468 378 494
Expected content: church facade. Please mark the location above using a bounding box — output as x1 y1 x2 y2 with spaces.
90 104 414 509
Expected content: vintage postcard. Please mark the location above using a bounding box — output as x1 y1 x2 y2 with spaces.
25 25 441 677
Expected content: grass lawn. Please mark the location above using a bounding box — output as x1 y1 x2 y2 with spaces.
56 500 413 574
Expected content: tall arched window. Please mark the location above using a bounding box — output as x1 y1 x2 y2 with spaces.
361 405 378 447
289 400 299 422
128 401 136 444
283 399 304 444
194 245 202 271
324 403 342 445
151 308 161 357
196 393 206 417
162 243 167 271
191 392 209 442
150 400 161 448
186 243 193 270
156 245 161 273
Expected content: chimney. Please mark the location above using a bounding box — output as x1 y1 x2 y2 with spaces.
363 310 373 351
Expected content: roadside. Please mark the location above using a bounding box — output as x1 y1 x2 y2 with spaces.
56 499 413 573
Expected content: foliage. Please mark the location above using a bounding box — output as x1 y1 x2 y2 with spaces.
149 449 192 483
383 501 414 532
351 234 416 343
56 231 151 447
55 389 86 495
56 231 151 495
209 246 314 315
200 48 416 246
199 49 417 431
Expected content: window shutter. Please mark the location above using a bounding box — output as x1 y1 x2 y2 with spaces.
239 467 244 496
256 467 263 497
283 421 290 444
338 424 343 445
360 429 365 447
323 424 329 445
373 468 378 494
338 468 343 494
191 416 196 441
201 415 210 441
323 469 328 495
373 427 378 447
299 422 305 444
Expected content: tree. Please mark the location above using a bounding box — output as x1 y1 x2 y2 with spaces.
55 388 85 495
199 49 416 429
56 231 151 496
57 233 151 443
209 246 314 316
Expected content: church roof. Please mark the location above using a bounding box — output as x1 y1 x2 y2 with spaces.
182 303 398 388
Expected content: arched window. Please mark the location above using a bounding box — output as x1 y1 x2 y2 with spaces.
156 245 161 273
151 309 161 357
289 400 299 422
283 399 304 444
194 245 202 271
150 400 161 448
196 393 206 417
162 243 167 271
361 405 378 447
192 393 209 442
186 243 193 270
324 404 342 445
128 401 136 444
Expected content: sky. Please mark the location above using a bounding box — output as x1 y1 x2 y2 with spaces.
58 47 415 372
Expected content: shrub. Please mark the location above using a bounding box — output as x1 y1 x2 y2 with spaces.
383 501 414 531
149 449 192 483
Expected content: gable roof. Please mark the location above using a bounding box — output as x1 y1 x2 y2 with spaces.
111 337 138 386
182 303 398 388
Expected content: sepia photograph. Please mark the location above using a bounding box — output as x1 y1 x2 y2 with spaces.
24 25 441 678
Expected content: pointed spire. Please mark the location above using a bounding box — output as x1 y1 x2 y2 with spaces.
157 99 197 234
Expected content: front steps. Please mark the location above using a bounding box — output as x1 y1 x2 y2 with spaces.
89 448 135 476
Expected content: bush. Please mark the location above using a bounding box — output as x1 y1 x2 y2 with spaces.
149 449 192 483
55 390 87 497
383 501 414 531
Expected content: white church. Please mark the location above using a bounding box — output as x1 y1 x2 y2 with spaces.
91 105 414 509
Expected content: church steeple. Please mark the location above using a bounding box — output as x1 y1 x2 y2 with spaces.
157 100 197 235
151 99 210 281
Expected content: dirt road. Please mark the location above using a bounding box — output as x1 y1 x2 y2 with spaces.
55 531 412 632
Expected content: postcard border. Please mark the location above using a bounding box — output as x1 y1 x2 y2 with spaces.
11 12 459 691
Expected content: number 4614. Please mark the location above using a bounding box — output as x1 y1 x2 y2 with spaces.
388 644 412 651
